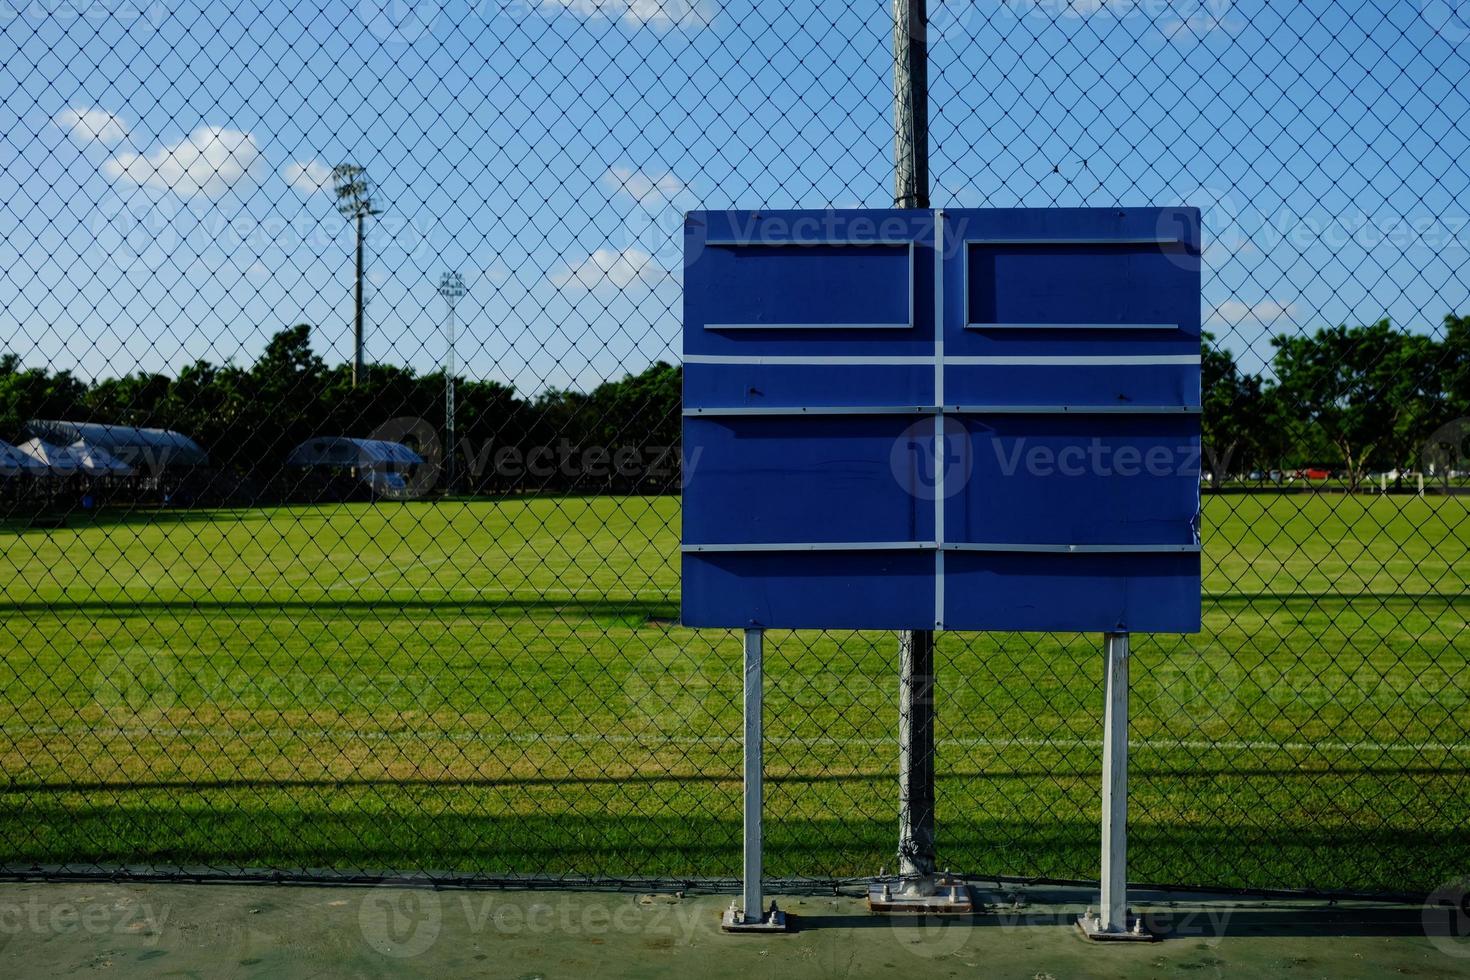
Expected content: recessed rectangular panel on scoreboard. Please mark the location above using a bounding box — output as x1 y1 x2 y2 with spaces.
681 207 1202 633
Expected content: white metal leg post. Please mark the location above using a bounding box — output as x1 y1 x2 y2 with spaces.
1079 631 1151 941
723 628 788 932
1100 631 1128 930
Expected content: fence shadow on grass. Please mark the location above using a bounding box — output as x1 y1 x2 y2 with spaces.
0 798 1464 901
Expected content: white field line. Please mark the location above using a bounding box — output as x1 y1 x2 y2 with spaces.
4 725 1468 758
336 553 455 587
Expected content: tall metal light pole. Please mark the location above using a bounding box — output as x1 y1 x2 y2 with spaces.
437 271 465 494
333 164 381 387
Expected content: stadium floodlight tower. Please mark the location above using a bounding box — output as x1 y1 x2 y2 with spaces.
332 164 382 388
437 270 466 493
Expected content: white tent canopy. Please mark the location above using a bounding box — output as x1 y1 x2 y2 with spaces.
69 440 135 477
27 420 208 468
0 439 48 477
15 438 82 477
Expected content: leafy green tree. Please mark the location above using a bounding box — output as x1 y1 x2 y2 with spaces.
0 362 88 442
1271 320 1439 489
1200 333 1268 486
1441 313 1469 421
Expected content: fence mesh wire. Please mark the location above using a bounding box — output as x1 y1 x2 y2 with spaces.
1 0 1468 898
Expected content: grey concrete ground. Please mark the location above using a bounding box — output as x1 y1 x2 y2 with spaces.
1 880 1469 979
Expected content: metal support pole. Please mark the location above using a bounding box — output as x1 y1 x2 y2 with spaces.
743 627 763 921
353 212 365 388
888 0 946 910
1079 632 1149 940
893 0 930 209
444 301 456 493
1100 631 1128 931
897 627 936 887
723 628 786 932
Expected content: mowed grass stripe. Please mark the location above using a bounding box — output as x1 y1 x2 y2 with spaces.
1 493 1467 893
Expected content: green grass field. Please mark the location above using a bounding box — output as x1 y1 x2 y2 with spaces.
1 493 1467 895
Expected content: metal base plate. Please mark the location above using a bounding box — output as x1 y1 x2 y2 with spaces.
721 904 790 933
867 878 975 914
1076 912 1155 941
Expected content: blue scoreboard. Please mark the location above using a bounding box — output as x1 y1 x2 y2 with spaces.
681 208 1202 633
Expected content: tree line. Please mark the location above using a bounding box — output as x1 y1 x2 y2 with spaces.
0 324 680 497
2 314 1466 497
1204 314 1467 489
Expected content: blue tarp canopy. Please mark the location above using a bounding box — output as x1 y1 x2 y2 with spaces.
285 437 424 470
27 420 208 468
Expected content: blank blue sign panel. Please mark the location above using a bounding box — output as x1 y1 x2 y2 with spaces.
952 415 1201 547
965 241 1197 331
697 242 914 329
681 208 1202 633
683 415 935 546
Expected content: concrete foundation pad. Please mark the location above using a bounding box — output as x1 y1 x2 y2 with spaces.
719 900 790 933
0 880 1465 979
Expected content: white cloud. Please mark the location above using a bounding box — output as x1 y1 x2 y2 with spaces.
1002 0 1136 19
54 107 128 145
540 0 716 27
103 126 263 199
602 165 685 206
1203 238 1256 262
551 247 667 290
1003 0 1243 35
480 258 512 286
1161 12 1244 40
283 159 333 195
1209 299 1296 327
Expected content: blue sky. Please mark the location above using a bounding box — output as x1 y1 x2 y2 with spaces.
1 0 1466 391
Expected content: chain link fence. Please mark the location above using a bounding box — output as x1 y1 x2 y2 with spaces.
1 0 1467 898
